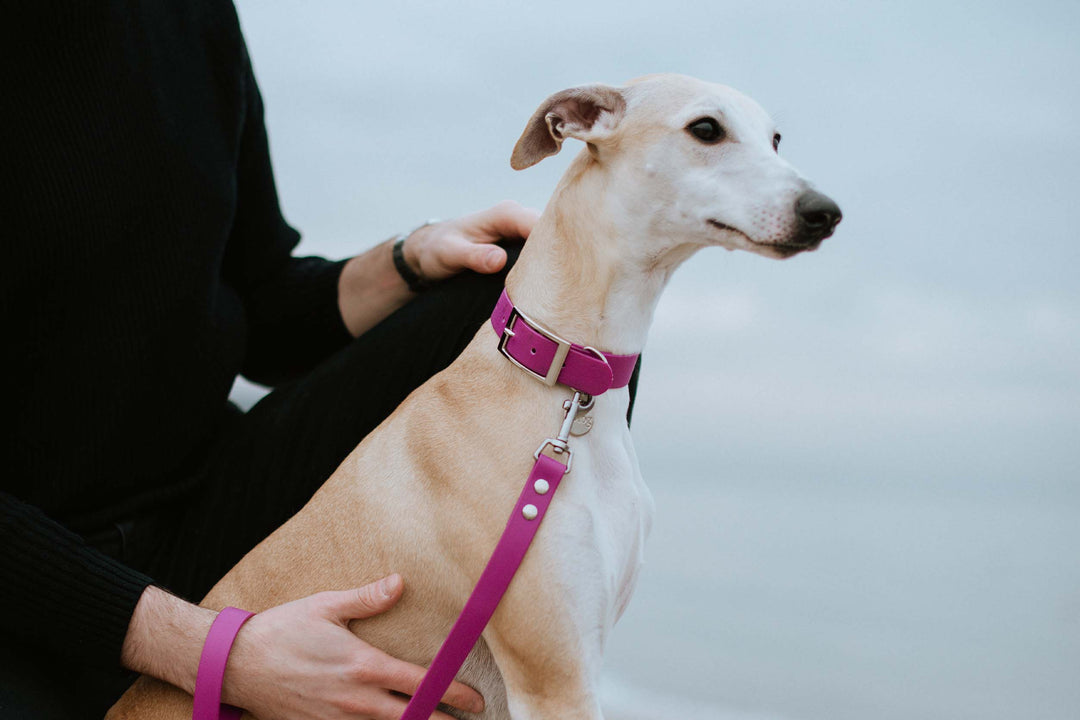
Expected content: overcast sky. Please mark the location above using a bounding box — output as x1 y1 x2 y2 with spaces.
233 0 1079 498
231 2 1079 717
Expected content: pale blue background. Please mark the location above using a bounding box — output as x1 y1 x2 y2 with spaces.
232 2 1080 718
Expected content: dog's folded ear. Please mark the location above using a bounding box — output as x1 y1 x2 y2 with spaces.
511 84 627 170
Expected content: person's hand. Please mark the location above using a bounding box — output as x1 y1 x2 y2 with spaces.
337 200 539 336
223 574 484 720
401 200 540 283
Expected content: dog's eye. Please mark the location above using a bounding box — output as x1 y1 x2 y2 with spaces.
772 133 782 152
687 117 724 143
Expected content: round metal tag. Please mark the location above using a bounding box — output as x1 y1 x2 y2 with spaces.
570 415 594 436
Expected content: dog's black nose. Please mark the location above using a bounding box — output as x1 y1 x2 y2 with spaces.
795 190 842 241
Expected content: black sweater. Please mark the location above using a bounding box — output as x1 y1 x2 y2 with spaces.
0 1 351 666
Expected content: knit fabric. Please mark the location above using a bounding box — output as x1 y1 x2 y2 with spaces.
0 0 351 667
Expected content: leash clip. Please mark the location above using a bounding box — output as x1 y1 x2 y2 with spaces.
533 391 592 474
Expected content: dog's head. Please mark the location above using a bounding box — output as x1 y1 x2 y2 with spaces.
511 73 841 260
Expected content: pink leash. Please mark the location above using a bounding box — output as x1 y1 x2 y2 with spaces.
399 454 568 719
399 290 639 719
193 606 255 720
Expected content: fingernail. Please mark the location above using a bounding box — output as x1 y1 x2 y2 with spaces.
379 575 398 598
473 697 485 713
486 248 501 266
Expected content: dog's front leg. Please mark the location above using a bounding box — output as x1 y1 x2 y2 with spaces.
477 519 611 720
486 635 606 720
487 635 606 720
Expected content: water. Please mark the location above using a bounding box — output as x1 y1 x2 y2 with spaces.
599 471 1080 720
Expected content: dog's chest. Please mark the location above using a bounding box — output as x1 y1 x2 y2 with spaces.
548 417 654 626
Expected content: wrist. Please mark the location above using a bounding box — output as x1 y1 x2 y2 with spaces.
391 219 440 293
121 585 216 694
391 233 428 293
338 240 414 337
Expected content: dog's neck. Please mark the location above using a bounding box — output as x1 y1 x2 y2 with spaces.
505 152 698 356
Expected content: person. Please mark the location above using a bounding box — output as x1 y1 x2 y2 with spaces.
0 2 575 718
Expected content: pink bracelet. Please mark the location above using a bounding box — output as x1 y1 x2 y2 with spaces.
193 607 255 720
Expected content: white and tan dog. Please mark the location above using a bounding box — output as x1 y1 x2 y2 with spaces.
108 73 840 720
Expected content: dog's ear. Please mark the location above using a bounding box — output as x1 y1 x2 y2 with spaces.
510 84 627 170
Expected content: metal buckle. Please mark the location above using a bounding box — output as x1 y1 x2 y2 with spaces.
581 346 610 367
497 307 573 387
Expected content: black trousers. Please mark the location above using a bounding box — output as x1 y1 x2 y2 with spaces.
0 247 639 719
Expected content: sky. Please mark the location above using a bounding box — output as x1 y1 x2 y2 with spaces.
231 2 1080 718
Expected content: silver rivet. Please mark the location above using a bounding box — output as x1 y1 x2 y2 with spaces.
533 479 550 495
522 504 539 520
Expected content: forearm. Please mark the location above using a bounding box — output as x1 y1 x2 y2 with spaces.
337 237 414 337
0 492 153 665
117 578 484 719
121 586 216 694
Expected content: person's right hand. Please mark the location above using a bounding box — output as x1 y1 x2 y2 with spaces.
223 574 484 720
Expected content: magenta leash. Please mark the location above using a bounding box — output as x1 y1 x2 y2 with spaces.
192 606 255 720
398 453 568 719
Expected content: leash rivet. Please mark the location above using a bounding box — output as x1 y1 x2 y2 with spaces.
533 479 550 495
522 504 539 520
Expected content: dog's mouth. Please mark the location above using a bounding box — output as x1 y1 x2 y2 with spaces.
707 219 748 240
708 219 819 256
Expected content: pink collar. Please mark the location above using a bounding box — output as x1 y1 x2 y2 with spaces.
490 289 638 395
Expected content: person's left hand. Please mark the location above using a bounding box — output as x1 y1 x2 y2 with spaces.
401 200 540 282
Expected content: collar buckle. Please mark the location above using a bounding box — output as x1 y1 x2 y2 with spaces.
497 307 573 386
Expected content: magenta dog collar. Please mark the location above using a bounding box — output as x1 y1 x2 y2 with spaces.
490 289 638 394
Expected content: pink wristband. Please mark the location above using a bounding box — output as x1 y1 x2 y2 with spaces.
193 607 255 720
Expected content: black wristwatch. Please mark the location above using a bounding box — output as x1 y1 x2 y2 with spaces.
391 220 439 293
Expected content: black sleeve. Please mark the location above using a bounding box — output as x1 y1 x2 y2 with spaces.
0 492 153 665
223 53 353 387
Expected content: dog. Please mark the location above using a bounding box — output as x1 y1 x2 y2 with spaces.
107 73 841 720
